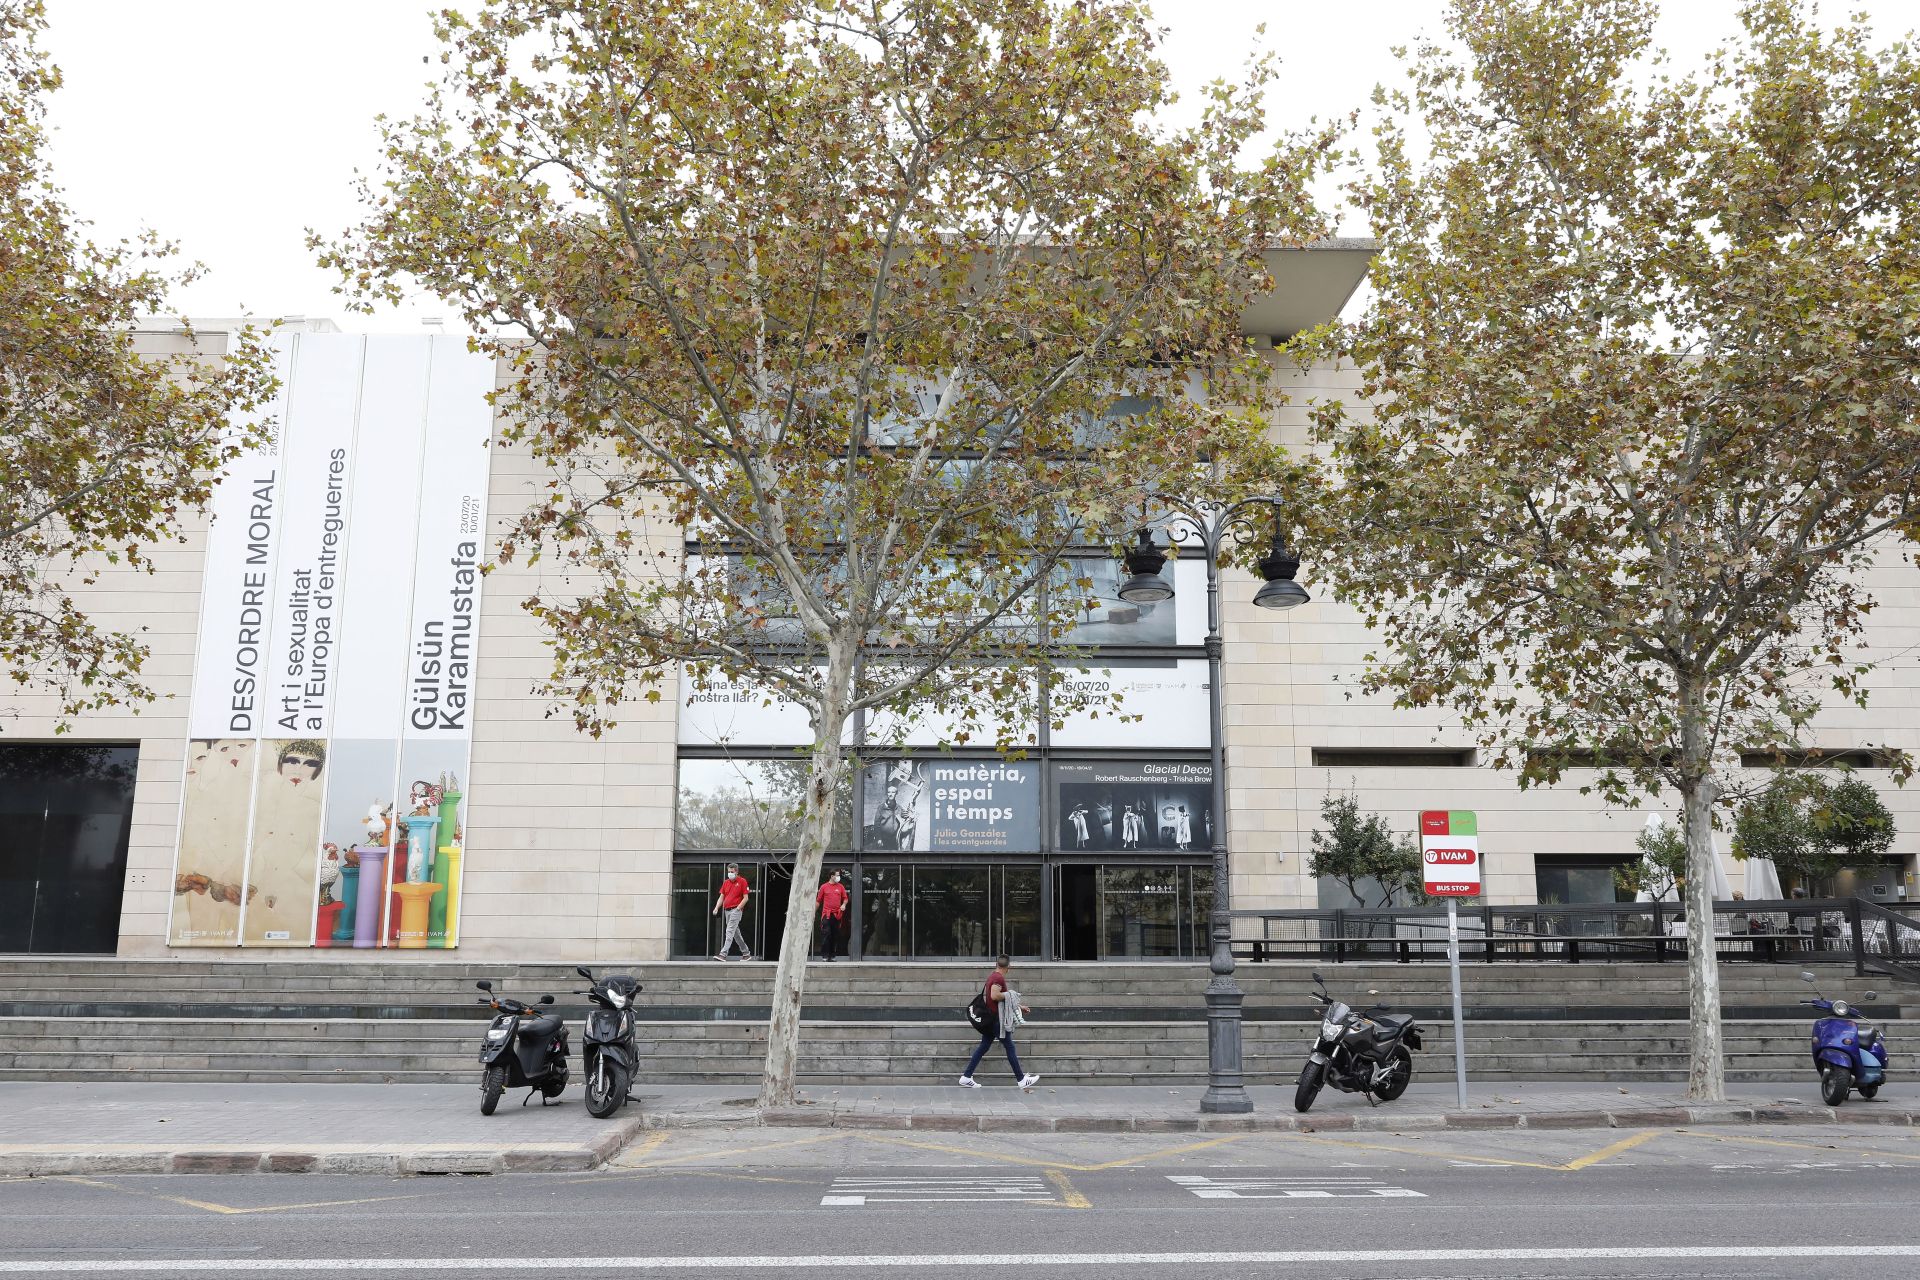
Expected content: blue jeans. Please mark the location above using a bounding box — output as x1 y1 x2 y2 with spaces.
965 1028 1024 1080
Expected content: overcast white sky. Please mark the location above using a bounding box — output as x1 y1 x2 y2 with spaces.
34 0 1920 329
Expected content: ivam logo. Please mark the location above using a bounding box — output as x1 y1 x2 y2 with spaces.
1423 847 1477 865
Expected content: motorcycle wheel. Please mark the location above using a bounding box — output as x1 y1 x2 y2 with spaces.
541 1062 569 1100
479 1064 507 1116
1820 1066 1852 1106
1857 1084 1879 1100
1294 1061 1326 1114
1372 1047 1414 1102
587 1061 631 1120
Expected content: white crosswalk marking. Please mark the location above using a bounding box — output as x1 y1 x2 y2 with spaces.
1165 1175 1425 1200
822 1176 1055 1207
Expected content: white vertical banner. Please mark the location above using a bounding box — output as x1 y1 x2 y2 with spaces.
170 333 297 946
389 337 497 948
240 336 365 945
312 338 433 947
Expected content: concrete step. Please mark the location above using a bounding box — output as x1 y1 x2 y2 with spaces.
0 1014 1873 1084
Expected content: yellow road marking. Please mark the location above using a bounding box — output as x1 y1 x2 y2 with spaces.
1042 1167 1091 1209
1288 1129 1665 1172
616 1132 670 1164
600 1133 845 1173
54 1177 430 1216
1560 1129 1664 1170
1286 1133 1568 1171
856 1133 1243 1173
1673 1129 1920 1163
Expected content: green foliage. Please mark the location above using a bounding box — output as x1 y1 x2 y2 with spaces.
1615 820 1686 901
1733 772 1897 887
1307 791 1430 907
1 1 275 727
1304 0 1920 807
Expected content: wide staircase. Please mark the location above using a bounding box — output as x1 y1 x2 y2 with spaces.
0 956 1900 1085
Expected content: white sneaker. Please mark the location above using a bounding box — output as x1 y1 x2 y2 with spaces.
957 1075 981 1088
1018 1074 1040 1091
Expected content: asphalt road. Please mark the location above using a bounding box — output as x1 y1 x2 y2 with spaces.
7 1123 1919 1277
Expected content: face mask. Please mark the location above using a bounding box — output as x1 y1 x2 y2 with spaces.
725 872 735 880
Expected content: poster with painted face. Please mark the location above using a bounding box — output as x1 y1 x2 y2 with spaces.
241 739 327 944
170 738 258 945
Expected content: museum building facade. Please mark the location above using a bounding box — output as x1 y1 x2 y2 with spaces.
4 251 1917 962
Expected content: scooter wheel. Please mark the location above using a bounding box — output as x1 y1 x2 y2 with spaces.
480 1064 507 1116
587 1062 632 1119
1294 1061 1326 1114
1820 1066 1852 1107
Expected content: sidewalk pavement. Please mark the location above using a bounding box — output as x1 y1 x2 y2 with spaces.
0 1081 646 1177
1 1079 1910 1177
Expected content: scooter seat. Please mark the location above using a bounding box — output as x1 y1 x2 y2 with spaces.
1369 1012 1413 1031
518 1013 563 1039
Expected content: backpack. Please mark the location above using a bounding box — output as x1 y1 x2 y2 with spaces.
965 981 996 1035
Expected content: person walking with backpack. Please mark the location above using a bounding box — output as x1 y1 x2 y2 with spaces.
959 954 1039 1091
816 869 850 961
711 863 752 961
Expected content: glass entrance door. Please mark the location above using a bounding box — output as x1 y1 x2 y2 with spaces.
0 744 138 953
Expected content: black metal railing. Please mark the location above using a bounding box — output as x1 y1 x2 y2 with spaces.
1230 897 1920 979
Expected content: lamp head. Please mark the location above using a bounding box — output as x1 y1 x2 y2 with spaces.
1116 529 1174 604
1254 528 1309 611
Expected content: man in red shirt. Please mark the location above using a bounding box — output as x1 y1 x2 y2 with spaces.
959 955 1040 1090
711 863 752 961
816 869 850 961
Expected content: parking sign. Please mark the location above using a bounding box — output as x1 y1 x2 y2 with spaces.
1420 810 1481 897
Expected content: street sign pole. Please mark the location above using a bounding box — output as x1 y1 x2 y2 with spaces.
1447 898 1467 1109
1421 809 1480 1112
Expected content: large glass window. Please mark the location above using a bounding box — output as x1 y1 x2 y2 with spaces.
676 758 850 851
1098 865 1183 957
911 863 993 958
860 863 904 957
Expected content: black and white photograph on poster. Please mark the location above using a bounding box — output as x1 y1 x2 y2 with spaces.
1053 760 1213 852
862 761 929 850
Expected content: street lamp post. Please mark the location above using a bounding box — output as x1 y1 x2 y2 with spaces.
1117 499 1307 1114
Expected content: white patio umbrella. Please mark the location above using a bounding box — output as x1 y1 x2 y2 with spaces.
1709 830 1735 902
1746 853 1785 902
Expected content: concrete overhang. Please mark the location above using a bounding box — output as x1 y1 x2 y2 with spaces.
1242 237 1377 339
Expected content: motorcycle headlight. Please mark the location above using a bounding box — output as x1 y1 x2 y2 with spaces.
1321 1017 1344 1040
485 1028 508 1040
1832 1001 1852 1018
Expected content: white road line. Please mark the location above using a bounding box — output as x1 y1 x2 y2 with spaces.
820 1174 1052 1207
1166 1174 1426 1200
7 1247 1920 1272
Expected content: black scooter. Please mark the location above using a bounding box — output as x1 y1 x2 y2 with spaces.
1294 970 1423 1113
574 965 643 1119
475 980 570 1115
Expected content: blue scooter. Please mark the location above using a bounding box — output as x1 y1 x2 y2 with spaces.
1799 971 1888 1106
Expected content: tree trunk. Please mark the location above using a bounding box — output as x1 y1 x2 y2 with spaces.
1680 771 1726 1102
757 667 852 1109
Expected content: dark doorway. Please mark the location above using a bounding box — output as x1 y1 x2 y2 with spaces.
0 744 138 953
761 861 793 959
1057 865 1098 960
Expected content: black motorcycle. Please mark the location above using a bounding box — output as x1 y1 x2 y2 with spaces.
574 965 642 1119
475 980 570 1115
1294 970 1423 1113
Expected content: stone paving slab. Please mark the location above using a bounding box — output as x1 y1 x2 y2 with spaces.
0 1081 645 1176
630 1079 1920 1134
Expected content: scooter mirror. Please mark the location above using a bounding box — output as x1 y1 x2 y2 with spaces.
1799 971 1817 984
1864 991 1878 1002
576 966 593 979
475 980 493 992
1311 970 1326 987
538 994 555 1005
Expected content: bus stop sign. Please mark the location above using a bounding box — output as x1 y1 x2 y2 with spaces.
1420 810 1481 897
